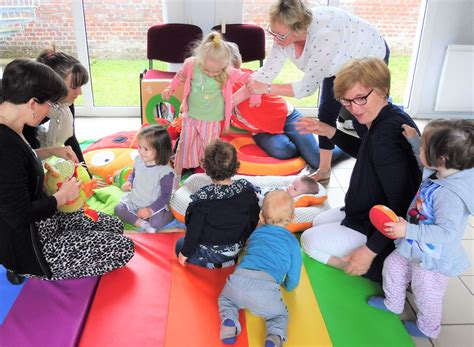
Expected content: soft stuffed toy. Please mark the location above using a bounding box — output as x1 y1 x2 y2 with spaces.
106 166 132 187
44 160 99 221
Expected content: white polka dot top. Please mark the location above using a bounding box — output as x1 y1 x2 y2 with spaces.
253 6 387 99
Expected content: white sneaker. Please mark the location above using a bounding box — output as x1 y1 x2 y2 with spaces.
141 221 157 233
343 120 355 131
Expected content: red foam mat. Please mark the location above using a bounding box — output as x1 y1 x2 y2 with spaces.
79 233 180 347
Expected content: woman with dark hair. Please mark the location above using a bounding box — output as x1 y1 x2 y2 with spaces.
23 47 90 169
0 59 134 282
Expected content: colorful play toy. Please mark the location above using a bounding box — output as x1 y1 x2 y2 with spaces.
369 205 399 239
170 173 328 232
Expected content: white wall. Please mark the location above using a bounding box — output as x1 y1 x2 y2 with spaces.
406 0 474 119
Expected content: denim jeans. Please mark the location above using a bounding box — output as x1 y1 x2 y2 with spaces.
253 109 348 169
175 237 239 269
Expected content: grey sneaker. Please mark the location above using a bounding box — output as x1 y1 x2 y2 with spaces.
265 334 282 347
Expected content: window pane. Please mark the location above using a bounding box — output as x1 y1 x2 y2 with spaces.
0 0 84 105
83 0 164 107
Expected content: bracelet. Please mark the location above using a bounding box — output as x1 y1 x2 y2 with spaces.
267 83 272 94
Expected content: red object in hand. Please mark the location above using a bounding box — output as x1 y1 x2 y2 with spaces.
369 205 399 239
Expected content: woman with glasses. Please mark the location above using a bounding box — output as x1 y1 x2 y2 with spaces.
23 47 91 174
296 58 421 283
247 0 389 183
0 59 134 283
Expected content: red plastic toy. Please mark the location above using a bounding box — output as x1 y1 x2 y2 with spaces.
369 205 399 239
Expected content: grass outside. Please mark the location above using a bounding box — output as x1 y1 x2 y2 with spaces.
85 55 410 108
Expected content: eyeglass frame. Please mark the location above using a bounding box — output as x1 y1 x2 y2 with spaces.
46 101 60 111
266 27 292 41
338 89 374 107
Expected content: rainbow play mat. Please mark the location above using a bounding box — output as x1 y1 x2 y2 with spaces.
1 233 414 347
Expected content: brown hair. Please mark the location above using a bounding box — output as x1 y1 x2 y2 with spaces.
422 119 474 170
138 124 172 165
37 46 89 89
334 57 390 100
262 190 295 226
202 139 240 181
194 31 231 84
269 0 313 33
300 175 319 194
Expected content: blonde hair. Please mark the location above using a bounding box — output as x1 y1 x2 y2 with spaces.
334 57 391 100
194 31 231 84
262 190 295 227
226 42 242 69
269 0 313 33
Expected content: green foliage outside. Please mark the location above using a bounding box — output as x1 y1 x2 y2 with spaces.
82 56 410 108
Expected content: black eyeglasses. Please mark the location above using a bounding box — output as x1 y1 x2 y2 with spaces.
46 101 60 111
266 27 291 41
338 89 374 107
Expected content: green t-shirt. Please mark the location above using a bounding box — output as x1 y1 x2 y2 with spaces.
187 64 225 121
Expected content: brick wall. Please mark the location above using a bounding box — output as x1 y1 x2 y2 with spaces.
0 0 420 59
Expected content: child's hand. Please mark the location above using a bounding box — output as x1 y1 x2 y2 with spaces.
121 181 132 192
162 87 173 100
401 124 417 140
137 207 153 219
178 252 187 267
248 94 261 108
384 217 407 239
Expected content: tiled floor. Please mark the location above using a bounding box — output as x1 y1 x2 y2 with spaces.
75 116 474 347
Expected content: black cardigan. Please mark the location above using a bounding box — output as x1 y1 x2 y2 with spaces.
0 125 55 277
182 188 260 258
332 104 421 282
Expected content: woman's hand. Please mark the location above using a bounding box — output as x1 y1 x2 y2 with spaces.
246 79 267 95
137 207 153 219
342 245 376 276
36 146 79 162
121 181 132 192
178 252 188 267
53 177 81 207
161 87 173 100
384 217 407 239
295 117 337 138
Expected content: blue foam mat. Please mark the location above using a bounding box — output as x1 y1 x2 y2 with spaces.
0 265 27 325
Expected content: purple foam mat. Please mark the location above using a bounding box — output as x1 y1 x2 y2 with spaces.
0 276 99 347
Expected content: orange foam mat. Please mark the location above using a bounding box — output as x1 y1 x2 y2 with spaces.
245 265 332 346
79 233 180 347
165 260 249 347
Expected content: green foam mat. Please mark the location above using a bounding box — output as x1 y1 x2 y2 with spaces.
303 254 414 347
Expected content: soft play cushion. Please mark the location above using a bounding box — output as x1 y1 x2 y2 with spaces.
170 173 328 233
369 205 399 239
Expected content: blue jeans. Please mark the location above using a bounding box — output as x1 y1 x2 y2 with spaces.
175 237 239 269
253 109 348 169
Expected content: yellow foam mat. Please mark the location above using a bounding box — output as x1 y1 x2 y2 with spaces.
245 266 332 346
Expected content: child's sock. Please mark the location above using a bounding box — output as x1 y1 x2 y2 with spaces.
140 220 157 233
220 318 238 344
403 320 430 338
368 296 390 311
265 334 282 347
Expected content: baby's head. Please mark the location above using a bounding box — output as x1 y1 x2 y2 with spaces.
421 119 474 171
262 190 295 228
202 139 240 182
287 175 319 198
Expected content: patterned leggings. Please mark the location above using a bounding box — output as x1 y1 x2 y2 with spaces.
36 210 135 280
382 251 449 338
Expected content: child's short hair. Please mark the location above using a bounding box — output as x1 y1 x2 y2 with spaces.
194 31 231 83
423 119 474 170
300 175 319 194
262 190 295 226
202 139 240 181
138 124 172 165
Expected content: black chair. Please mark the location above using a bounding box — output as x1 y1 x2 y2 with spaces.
211 24 266 66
